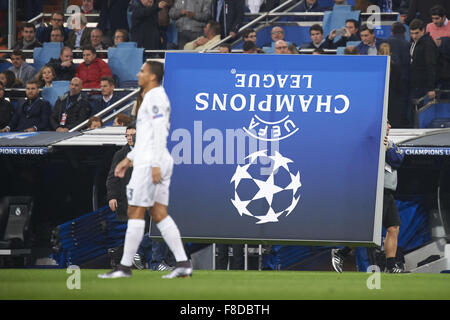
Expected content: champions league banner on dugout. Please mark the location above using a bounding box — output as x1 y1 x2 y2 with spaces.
159 52 389 246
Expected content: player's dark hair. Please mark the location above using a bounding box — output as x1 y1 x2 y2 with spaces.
391 22 406 35
310 24 323 35
345 19 359 29
409 19 425 31
22 23 36 31
360 24 375 34
146 61 164 84
430 5 446 17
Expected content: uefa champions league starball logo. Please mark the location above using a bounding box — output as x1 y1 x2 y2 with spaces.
230 150 301 224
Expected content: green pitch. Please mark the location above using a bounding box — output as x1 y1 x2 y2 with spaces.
0 269 449 300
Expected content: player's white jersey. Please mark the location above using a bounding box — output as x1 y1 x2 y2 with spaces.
127 86 171 167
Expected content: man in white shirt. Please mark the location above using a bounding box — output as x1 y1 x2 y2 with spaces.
99 61 192 279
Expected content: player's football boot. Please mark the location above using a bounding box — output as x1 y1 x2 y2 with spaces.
331 249 344 273
162 261 192 279
98 264 132 279
385 265 411 274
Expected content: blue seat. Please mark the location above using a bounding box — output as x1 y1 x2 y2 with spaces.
108 46 144 88
346 41 361 47
116 42 137 48
41 81 70 108
322 7 360 44
33 42 63 71
0 61 12 73
336 46 346 55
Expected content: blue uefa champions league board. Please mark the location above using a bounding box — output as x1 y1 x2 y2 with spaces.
154 52 389 246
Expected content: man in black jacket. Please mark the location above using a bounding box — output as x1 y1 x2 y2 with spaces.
212 0 244 40
50 77 91 132
106 125 136 221
405 0 450 26
97 0 131 46
409 19 439 126
46 46 76 81
0 82 14 129
0 80 51 132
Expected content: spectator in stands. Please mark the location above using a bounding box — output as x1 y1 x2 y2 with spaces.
405 0 450 26
409 19 439 124
90 28 109 51
75 46 113 89
0 70 23 91
357 24 384 55
50 77 91 132
219 43 232 53
263 26 287 48
288 43 300 54
113 113 132 127
184 20 221 51
113 29 129 47
91 76 121 116
241 28 264 53
66 12 92 50
426 5 450 45
80 0 99 22
8 49 36 84
344 45 358 54
36 12 70 44
50 27 65 43
312 47 325 54
329 19 360 48
13 23 42 54
274 40 290 54
212 0 245 40
243 41 258 53
0 82 14 129
106 125 136 221
46 46 76 81
301 24 337 50
130 0 166 53
386 22 410 127
288 0 324 22
97 0 130 46
22 0 43 21
87 116 103 129
158 0 175 49
169 0 212 50
0 79 51 132
35 65 55 88
438 37 450 92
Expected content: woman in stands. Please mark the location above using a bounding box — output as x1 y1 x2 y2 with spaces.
113 29 129 47
35 65 56 88
0 70 23 100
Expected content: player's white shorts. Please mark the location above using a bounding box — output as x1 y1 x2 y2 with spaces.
126 157 174 207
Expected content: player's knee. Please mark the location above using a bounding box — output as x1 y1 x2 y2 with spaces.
151 202 168 223
128 206 146 219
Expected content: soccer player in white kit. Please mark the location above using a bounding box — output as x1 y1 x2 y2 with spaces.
99 61 192 279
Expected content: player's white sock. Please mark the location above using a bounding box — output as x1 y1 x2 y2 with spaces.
156 215 188 262
120 219 145 267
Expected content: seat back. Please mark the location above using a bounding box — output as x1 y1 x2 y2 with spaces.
33 42 64 71
41 81 71 108
0 196 33 244
107 46 144 87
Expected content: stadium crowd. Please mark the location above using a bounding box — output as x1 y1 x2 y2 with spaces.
0 0 450 132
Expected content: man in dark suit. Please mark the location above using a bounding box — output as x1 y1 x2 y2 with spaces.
0 80 51 132
36 12 71 43
96 0 130 46
409 18 439 126
212 0 245 40
106 125 136 221
46 46 76 81
65 12 92 49
91 76 121 117
50 77 91 132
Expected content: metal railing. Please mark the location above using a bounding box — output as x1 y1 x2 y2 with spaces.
413 90 450 128
69 88 141 132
